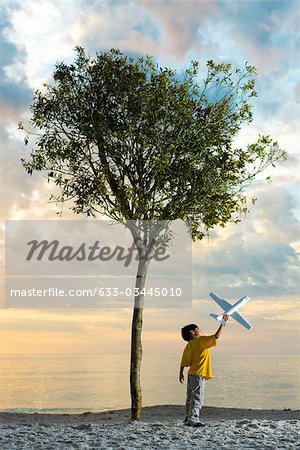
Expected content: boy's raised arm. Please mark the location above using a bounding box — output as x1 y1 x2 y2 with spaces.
214 314 229 339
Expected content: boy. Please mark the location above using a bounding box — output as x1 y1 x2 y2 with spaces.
179 315 228 427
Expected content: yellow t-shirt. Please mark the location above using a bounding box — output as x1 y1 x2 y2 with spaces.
180 335 217 379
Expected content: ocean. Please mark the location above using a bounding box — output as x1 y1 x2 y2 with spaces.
0 353 299 413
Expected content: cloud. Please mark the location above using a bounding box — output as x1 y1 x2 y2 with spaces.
220 0 294 47
0 6 31 110
6 0 77 88
141 0 219 60
223 0 300 128
192 180 300 299
0 5 43 221
70 0 165 63
0 308 133 353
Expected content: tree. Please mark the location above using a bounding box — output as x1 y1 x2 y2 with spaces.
20 47 285 420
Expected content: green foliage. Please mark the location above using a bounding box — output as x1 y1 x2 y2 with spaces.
21 47 286 239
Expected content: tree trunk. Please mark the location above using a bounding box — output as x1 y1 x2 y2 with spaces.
130 257 149 421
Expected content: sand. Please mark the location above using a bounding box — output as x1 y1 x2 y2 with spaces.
0 405 299 449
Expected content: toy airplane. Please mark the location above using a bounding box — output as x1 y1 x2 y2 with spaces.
209 291 252 330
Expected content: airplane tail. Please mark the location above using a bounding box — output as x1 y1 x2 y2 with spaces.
210 313 226 326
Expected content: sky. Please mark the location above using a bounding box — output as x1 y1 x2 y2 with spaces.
0 0 299 357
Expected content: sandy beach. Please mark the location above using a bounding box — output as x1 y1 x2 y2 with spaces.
0 405 299 449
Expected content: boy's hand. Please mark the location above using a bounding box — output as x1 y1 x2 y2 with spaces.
179 373 184 383
223 314 229 321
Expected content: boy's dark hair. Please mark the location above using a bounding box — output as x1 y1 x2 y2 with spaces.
181 324 198 342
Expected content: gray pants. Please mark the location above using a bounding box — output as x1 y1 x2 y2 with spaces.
185 375 206 425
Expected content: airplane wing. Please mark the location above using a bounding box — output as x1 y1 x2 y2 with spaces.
209 292 232 311
231 311 252 330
